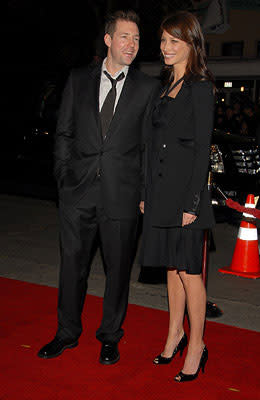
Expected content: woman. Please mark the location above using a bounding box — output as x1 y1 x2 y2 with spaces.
140 11 215 382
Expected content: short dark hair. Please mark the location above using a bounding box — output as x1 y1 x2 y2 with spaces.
105 10 140 37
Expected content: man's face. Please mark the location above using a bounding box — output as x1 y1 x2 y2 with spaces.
105 20 140 70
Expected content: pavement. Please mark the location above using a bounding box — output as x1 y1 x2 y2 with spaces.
1 194 260 332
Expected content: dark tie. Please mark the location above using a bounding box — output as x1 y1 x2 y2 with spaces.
100 71 125 138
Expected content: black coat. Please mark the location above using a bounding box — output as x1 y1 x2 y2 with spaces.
54 63 159 219
145 79 215 229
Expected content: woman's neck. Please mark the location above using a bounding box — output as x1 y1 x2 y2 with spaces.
173 65 186 83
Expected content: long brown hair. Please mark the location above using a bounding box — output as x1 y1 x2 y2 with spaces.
160 11 215 88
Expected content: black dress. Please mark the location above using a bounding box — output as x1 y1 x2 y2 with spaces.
140 79 208 275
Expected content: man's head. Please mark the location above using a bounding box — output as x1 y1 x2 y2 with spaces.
104 10 140 73
105 10 140 38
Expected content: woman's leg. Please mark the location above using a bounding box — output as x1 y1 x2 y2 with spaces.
177 271 206 374
161 268 186 357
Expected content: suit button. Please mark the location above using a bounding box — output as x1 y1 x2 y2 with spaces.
159 159 163 163
162 144 167 148
158 173 162 177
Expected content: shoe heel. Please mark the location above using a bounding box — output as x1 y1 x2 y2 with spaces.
201 349 208 373
179 333 187 358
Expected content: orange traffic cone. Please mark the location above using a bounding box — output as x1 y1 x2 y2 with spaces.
219 194 260 279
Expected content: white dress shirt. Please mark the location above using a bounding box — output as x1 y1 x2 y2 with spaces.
99 58 129 113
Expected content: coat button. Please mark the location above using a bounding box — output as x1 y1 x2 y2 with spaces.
158 173 162 177
162 144 167 148
159 159 163 163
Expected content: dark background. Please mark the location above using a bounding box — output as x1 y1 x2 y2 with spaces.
1 0 191 158
1 0 178 197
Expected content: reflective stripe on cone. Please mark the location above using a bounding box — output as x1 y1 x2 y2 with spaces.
243 203 256 219
238 227 258 241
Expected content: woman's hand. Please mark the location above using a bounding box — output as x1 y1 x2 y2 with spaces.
182 212 197 226
139 201 144 214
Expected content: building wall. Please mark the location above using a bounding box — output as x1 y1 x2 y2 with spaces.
206 10 260 58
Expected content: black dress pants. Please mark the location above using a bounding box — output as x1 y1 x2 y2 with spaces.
57 181 138 344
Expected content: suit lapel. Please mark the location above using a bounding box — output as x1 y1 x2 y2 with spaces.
104 68 136 142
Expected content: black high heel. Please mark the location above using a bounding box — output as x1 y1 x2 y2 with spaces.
153 333 188 365
174 346 208 382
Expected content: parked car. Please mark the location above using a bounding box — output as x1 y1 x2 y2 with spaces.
209 130 259 222
0 80 59 200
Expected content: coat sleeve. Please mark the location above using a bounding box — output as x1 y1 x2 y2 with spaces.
53 71 74 183
183 81 214 214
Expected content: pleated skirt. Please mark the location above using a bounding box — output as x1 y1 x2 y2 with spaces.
139 209 204 275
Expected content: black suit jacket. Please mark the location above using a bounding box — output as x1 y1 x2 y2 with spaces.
54 63 159 219
145 80 215 229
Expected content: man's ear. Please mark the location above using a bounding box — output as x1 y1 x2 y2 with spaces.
104 33 112 48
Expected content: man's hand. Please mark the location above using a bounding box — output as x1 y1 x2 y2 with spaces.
139 201 144 214
182 212 197 226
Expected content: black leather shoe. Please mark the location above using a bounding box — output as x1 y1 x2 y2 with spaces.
37 337 78 359
99 343 120 365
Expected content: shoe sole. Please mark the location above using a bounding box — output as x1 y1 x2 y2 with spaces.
99 354 120 365
37 341 78 359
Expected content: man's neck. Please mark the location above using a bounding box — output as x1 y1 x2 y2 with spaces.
105 58 125 77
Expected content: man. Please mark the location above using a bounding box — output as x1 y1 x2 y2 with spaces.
38 10 158 364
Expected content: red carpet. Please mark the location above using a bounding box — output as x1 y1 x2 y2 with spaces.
0 277 259 400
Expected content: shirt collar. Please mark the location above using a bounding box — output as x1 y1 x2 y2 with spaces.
102 58 129 79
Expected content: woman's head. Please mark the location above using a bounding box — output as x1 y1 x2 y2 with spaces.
160 11 213 82
160 29 191 69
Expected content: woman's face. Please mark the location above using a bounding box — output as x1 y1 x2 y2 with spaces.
160 29 191 68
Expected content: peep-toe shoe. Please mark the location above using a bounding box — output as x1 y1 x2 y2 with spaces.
174 346 208 382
